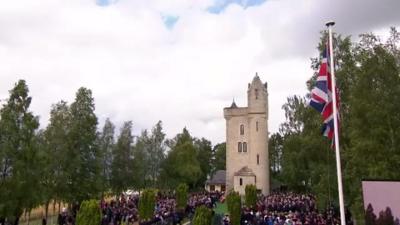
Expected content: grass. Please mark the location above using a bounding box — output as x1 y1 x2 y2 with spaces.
214 202 228 215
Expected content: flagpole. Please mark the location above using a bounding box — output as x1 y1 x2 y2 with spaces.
326 21 346 225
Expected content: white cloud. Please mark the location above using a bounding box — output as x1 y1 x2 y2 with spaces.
0 0 399 144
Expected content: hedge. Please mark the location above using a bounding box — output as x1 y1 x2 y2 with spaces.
75 200 101 225
138 189 156 221
192 205 213 225
245 184 257 209
226 191 241 225
176 183 189 210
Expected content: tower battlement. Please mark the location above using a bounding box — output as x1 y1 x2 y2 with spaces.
223 107 248 118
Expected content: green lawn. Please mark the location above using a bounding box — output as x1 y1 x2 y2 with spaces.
214 202 228 215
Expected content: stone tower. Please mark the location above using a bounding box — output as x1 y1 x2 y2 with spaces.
224 74 270 195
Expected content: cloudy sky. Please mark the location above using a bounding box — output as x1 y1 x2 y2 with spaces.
1 0 399 144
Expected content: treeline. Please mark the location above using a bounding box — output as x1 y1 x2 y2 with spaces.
0 82 226 224
269 28 400 222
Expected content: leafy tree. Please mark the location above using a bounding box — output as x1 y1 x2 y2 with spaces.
226 191 241 225
275 28 400 223
147 121 166 187
75 200 101 225
165 127 192 148
65 87 101 203
161 128 202 189
176 183 188 210
365 204 376 225
98 118 115 193
269 133 283 181
376 207 395 225
192 205 213 225
0 80 41 224
344 30 400 221
132 130 149 189
111 121 134 194
194 138 213 187
211 142 226 174
42 101 70 218
244 184 257 209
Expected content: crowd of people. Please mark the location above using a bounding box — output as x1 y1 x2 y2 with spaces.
230 192 344 225
54 191 348 225
95 191 221 225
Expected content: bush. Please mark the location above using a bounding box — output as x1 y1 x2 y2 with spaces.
226 191 241 225
75 200 101 225
176 183 189 210
245 184 257 209
139 189 156 221
192 205 213 225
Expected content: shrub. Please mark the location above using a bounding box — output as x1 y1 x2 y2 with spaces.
75 200 101 225
245 184 257 209
139 189 156 221
226 191 241 225
192 205 213 225
176 183 189 210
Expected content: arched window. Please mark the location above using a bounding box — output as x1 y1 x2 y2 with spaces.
240 124 244 135
243 142 247 152
240 178 243 186
257 154 260 165
238 142 242 152
256 121 259 132
255 89 259 99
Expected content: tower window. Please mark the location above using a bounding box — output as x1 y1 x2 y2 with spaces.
240 178 243 186
256 121 259 132
255 89 259 99
240 124 244 135
243 142 247 152
238 142 242 152
257 154 260 165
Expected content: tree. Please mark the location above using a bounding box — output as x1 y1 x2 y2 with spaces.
344 30 400 221
132 130 149 189
65 87 101 203
211 142 226 174
274 28 400 222
365 204 376 225
98 118 115 193
111 121 134 194
377 207 395 225
269 134 283 181
146 121 166 187
42 101 70 218
75 200 101 225
160 128 202 189
194 138 213 187
245 184 257 209
226 191 241 225
0 80 41 224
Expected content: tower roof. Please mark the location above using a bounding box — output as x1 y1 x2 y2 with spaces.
230 99 238 108
253 72 260 82
249 72 264 89
234 166 256 176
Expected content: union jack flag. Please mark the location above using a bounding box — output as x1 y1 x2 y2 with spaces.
309 42 340 145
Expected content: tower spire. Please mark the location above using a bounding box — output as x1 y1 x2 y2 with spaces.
230 98 237 108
